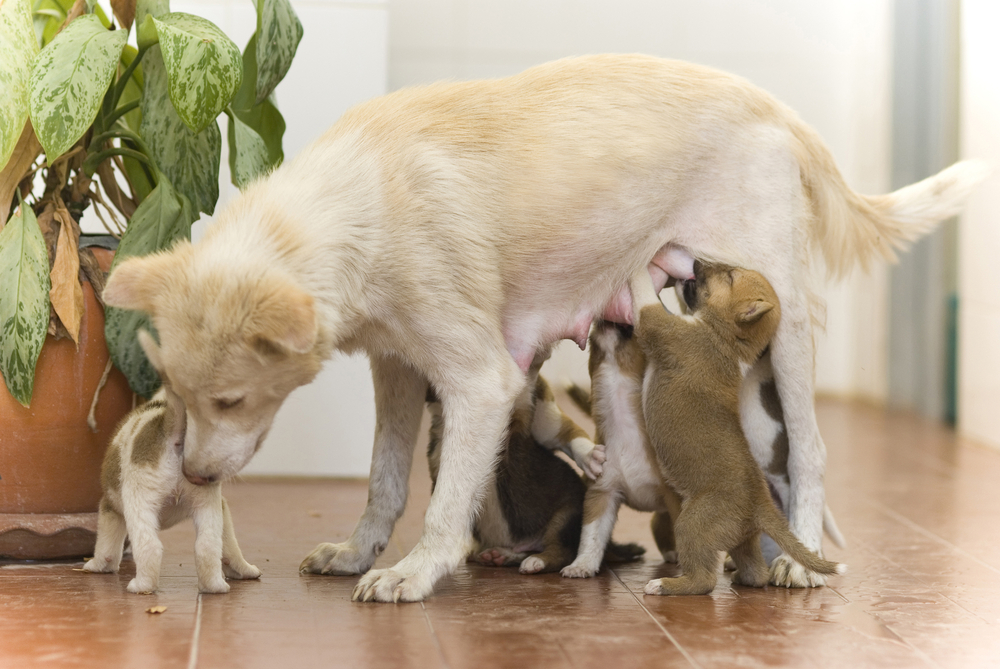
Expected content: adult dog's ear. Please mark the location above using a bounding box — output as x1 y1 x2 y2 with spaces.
735 299 774 325
137 329 164 375
248 276 317 356
103 248 187 314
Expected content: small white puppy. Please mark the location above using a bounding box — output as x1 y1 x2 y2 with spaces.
83 333 260 594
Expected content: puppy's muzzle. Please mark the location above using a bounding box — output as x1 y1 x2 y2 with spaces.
183 466 218 486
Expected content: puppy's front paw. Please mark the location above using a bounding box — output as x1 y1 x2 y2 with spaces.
126 577 157 594
352 568 433 603
560 562 599 579
473 547 525 567
300 542 374 576
82 556 118 573
769 553 828 588
199 577 231 594
572 439 606 480
519 556 547 574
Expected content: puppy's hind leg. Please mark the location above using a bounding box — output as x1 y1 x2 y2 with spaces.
644 499 721 596
561 487 620 578
301 355 427 577
121 482 165 594
83 498 128 573
729 534 769 588
520 507 581 574
220 497 261 581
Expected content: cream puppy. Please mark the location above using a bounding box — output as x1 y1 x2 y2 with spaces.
82 332 260 594
103 54 985 602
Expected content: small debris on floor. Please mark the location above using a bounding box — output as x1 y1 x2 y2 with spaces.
145 606 167 614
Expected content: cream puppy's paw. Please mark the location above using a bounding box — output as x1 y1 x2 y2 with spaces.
82 556 118 573
352 568 433 603
300 542 374 575
571 438 605 480
473 547 525 567
560 562 599 579
769 553 828 588
519 556 547 574
198 577 231 594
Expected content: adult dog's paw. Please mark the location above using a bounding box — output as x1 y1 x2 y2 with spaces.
351 568 433 603
300 542 373 576
769 553 828 588
560 562 599 579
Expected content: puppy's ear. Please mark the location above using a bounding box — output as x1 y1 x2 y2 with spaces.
103 249 186 314
137 329 164 375
735 299 774 325
248 276 317 356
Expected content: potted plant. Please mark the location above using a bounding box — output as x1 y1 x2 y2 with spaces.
0 0 302 558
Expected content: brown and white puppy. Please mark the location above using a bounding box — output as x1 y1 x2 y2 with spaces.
102 54 983 601
634 264 843 595
83 333 260 593
426 363 643 574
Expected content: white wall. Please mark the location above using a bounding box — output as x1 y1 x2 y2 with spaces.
390 0 894 399
959 0 1000 450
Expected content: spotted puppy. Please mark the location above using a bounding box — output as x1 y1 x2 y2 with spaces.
427 358 643 574
83 333 260 594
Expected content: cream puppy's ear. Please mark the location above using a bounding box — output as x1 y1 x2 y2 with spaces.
103 249 187 314
137 329 164 375
735 300 774 325
248 276 317 355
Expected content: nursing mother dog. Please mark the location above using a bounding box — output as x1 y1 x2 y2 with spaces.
103 54 987 603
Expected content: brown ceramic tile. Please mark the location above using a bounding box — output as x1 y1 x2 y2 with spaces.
3 399 1000 668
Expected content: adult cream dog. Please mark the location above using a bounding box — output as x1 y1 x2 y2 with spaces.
103 54 987 602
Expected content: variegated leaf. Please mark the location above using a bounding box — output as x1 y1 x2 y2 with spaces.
135 0 167 25
230 33 284 170
28 15 127 161
152 13 242 134
254 0 302 104
0 197 51 406
0 0 38 171
140 44 221 215
105 176 194 397
226 109 270 189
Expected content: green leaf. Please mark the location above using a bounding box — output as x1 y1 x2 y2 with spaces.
0 0 39 170
0 196 51 406
105 176 194 398
230 33 284 169
151 12 242 134
28 15 127 161
140 44 221 215
254 0 302 104
226 109 270 189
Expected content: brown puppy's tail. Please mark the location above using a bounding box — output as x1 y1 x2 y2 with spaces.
759 502 846 577
789 120 990 279
565 383 592 416
602 540 646 564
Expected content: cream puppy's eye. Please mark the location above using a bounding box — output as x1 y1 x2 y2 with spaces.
214 397 245 411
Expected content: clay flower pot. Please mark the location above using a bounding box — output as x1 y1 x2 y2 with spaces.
0 246 134 559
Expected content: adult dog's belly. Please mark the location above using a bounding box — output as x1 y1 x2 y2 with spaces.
502 243 694 372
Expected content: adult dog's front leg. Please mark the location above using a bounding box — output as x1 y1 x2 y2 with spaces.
300 355 427 576
353 357 524 603
768 293 828 587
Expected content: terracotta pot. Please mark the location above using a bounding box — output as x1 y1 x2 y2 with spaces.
0 247 134 559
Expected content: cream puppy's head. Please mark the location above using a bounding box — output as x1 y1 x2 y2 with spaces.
104 243 325 484
678 262 781 361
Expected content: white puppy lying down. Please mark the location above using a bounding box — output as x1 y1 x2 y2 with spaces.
103 54 987 602
83 333 260 594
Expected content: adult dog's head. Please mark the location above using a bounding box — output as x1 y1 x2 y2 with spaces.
103 243 325 484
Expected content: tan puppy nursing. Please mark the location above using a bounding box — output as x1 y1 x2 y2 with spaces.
633 264 843 594
103 54 983 601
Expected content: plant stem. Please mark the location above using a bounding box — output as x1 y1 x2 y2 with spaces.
83 148 153 177
109 46 148 117
102 99 140 130
89 128 153 160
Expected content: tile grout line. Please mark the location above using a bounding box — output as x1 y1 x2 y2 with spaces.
870 500 1000 577
186 593 203 669
419 602 453 669
609 568 703 669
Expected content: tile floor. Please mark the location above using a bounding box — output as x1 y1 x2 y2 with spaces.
3 398 1000 668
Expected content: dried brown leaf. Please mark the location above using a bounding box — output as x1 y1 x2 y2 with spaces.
110 0 135 30
145 606 167 614
0 121 42 227
48 203 84 345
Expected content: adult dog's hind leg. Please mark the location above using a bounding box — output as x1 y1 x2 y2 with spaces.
767 281 828 587
301 355 427 577
352 350 524 603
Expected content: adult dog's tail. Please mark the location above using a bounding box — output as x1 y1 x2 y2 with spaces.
789 123 990 278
